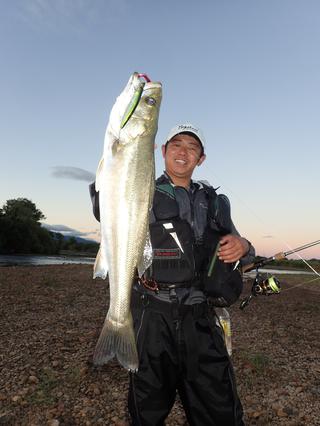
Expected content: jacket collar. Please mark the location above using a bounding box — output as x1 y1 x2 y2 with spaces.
159 171 204 192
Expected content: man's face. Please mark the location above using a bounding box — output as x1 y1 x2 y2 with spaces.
162 133 206 182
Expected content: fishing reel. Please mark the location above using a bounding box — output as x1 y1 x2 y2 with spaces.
240 272 281 310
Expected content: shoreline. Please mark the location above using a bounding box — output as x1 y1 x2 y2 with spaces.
0 265 319 425
1 255 317 274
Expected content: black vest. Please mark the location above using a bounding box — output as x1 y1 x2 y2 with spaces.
148 176 243 306
148 177 221 283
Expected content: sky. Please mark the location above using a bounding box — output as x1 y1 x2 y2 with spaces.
1 0 319 259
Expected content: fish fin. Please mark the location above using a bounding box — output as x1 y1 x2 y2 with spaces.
137 231 153 277
136 167 154 278
95 157 104 192
93 313 138 372
93 247 108 279
111 138 120 156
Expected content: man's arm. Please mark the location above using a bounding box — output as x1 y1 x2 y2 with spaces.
213 193 255 264
218 221 255 265
89 182 100 222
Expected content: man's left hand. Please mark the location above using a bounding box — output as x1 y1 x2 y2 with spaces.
218 235 249 263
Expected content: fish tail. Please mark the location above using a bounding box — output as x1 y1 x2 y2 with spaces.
93 314 138 371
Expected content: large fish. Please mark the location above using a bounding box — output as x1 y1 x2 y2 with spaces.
93 72 162 371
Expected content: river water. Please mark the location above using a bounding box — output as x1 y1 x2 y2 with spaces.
0 254 95 266
0 254 314 275
245 268 313 276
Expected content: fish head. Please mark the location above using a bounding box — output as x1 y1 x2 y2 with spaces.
122 77 162 143
105 72 162 151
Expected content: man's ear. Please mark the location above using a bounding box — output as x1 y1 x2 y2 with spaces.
161 144 166 158
197 154 206 166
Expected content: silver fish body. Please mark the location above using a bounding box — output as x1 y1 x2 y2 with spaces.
93 73 162 371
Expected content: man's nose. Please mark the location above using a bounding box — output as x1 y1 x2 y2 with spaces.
177 145 187 155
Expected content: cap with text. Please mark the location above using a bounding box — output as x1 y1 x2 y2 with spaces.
166 123 206 152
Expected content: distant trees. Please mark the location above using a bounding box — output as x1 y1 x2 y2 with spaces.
253 256 320 270
0 198 57 254
0 198 98 255
270 257 320 270
1 198 45 222
59 236 99 254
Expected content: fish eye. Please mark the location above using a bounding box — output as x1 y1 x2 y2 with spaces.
145 97 156 106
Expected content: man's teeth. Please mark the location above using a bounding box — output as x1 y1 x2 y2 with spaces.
175 159 186 164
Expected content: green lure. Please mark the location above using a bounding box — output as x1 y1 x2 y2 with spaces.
207 242 220 277
120 84 144 129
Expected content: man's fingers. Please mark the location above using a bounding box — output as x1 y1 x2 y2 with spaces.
218 238 243 263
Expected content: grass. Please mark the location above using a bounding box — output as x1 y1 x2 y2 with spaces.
26 366 83 406
248 353 270 371
238 350 271 374
65 366 82 386
27 368 58 405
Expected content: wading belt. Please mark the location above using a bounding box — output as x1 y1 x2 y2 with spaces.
137 276 198 293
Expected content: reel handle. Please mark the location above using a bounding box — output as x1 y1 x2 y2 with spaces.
239 294 253 310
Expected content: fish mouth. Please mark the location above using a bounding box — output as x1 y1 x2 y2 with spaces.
142 81 162 103
135 72 162 90
120 73 161 129
130 72 162 96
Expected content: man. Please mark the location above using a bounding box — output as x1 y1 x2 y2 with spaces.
90 123 255 425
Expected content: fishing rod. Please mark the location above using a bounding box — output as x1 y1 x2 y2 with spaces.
239 239 320 310
242 239 320 273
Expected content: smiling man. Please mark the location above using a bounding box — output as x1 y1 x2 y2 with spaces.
90 123 255 425
161 124 249 263
162 127 206 186
127 123 255 425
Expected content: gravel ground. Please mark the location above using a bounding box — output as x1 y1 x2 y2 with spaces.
0 264 319 425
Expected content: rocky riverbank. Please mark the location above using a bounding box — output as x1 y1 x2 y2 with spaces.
0 265 319 425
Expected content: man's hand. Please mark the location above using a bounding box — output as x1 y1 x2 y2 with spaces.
218 234 249 263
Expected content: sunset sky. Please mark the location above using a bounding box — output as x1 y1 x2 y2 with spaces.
1 0 319 258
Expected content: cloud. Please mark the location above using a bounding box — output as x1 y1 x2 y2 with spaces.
51 166 95 182
14 0 130 32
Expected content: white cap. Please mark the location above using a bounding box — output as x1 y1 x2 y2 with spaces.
166 123 206 152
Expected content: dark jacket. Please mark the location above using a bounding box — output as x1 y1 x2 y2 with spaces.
89 173 255 305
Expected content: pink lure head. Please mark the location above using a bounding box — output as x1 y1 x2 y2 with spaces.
138 73 151 82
